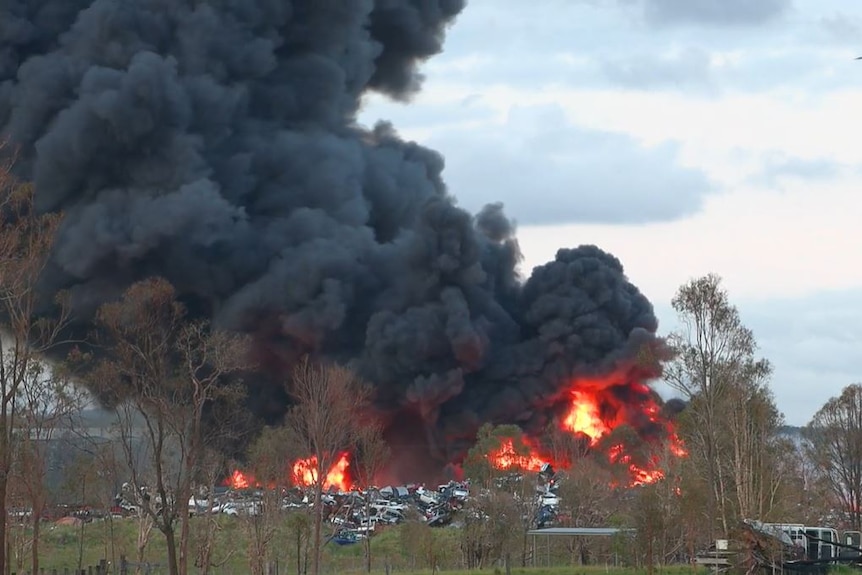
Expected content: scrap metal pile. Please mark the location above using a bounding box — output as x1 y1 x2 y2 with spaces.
116 474 563 542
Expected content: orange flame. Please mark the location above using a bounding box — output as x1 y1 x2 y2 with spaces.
226 469 254 490
487 376 687 488
669 434 688 457
291 452 352 492
608 444 664 486
225 452 353 492
563 390 611 444
489 438 546 472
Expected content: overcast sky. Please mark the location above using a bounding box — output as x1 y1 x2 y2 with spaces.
358 0 862 426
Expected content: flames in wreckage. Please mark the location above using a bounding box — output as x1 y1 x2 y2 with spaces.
1 0 684 475
225 374 688 490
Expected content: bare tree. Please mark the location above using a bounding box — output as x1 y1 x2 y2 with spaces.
93 278 248 575
665 274 779 535
244 425 298 575
462 423 557 568
353 421 390 572
284 358 371 575
0 147 71 575
786 437 832 525
62 442 125 573
460 490 522 569
12 367 86 575
285 511 312 575
175 319 249 571
191 448 234 575
805 383 862 531
627 441 690 571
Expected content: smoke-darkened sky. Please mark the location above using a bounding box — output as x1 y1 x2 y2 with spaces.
358 0 862 426
0 0 680 469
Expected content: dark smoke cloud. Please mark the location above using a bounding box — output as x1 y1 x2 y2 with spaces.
1 0 665 467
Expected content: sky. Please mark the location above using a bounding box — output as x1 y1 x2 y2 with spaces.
358 0 862 426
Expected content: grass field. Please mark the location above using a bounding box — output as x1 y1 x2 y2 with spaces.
11 516 711 575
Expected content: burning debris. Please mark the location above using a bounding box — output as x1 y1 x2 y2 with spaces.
224 452 353 492
291 452 352 492
484 377 687 487
1 1 681 476
228 358 689 493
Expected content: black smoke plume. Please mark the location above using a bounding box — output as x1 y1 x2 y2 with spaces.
1 0 666 472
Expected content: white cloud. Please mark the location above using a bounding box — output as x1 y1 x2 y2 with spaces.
361 0 862 423
516 175 862 304
639 0 792 27
600 46 716 90
374 102 715 225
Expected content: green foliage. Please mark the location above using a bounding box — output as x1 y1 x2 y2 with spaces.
14 516 713 574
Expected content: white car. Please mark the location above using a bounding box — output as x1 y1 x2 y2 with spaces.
221 501 261 516
371 500 406 512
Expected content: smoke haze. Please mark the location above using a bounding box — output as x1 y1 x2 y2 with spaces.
1 0 665 468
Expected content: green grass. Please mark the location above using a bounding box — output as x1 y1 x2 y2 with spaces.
7 517 709 575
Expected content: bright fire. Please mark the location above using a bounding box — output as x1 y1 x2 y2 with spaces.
224 452 352 492
226 469 254 490
608 445 664 486
563 390 611 444
487 378 687 487
291 452 351 492
489 438 546 472
224 377 688 492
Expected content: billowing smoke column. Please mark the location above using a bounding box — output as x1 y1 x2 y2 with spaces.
0 0 667 475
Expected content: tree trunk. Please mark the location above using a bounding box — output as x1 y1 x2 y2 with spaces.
197 503 218 575
364 501 372 573
179 491 190 575
0 473 6 575
0 409 7 575
165 526 180 575
30 501 41 575
135 512 153 574
296 527 302 575
107 512 116 572
311 485 322 575
78 513 86 574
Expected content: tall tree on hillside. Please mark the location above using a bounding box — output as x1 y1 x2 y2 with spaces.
805 384 862 531
0 146 71 575
284 358 371 575
92 278 249 575
665 274 782 537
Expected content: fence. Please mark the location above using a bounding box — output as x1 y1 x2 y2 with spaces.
11 556 287 575
11 557 149 575
11 559 108 575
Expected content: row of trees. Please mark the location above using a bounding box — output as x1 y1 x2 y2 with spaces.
623 273 862 559
452 272 862 569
